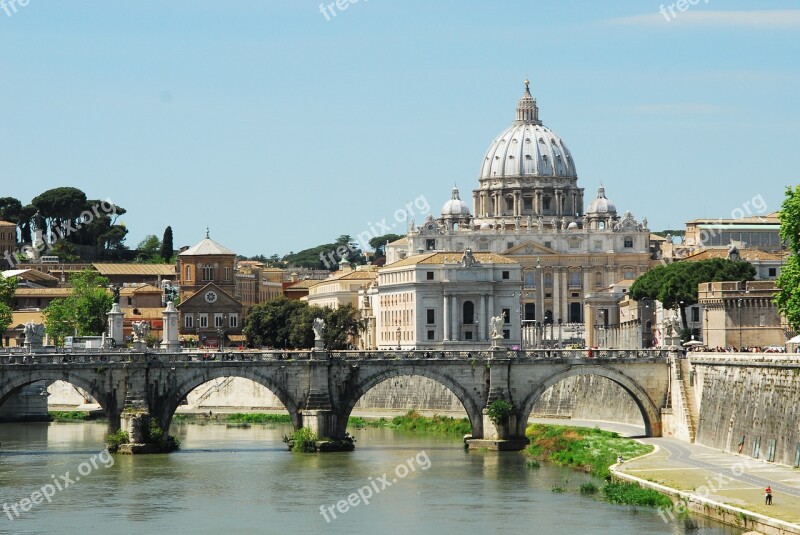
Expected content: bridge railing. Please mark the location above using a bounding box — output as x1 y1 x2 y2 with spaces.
0 348 671 365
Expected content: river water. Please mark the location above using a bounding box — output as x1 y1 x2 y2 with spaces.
0 421 741 535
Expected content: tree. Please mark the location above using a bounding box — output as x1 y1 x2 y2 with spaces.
43 270 113 344
0 275 17 346
283 235 367 271
630 258 755 334
775 186 800 329
369 233 403 264
31 187 87 240
243 298 363 349
160 226 174 262
136 235 161 262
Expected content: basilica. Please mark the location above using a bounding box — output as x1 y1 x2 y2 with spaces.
381 82 652 349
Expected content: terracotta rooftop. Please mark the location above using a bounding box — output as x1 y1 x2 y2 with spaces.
93 263 176 276
682 248 786 262
386 252 518 268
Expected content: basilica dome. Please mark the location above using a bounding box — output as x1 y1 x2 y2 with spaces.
479 82 577 180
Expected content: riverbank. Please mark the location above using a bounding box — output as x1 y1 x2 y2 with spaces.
524 423 672 508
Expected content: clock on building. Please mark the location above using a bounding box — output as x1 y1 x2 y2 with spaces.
204 291 218 303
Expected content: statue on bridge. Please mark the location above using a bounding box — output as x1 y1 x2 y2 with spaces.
313 318 325 341
490 315 505 348
23 322 46 349
131 321 151 343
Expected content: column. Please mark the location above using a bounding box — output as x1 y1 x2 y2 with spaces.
488 295 495 327
480 294 487 341
561 268 569 322
451 296 459 341
443 294 450 341
552 269 560 323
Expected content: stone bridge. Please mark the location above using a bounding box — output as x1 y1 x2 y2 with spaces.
0 349 672 450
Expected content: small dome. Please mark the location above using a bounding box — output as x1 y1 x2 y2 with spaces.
479 222 492 230
587 185 617 215
441 187 471 217
567 221 579 230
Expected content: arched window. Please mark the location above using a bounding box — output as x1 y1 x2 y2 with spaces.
202 265 213 281
624 237 633 248
524 272 536 288
595 271 602 288
544 310 553 324
544 272 552 288
185 265 192 281
462 301 475 325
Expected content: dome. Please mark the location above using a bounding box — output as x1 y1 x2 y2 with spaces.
479 81 577 180
567 221 579 230
441 187 471 217
587 185 617 215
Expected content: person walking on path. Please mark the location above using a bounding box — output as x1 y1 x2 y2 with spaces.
765 486 773 505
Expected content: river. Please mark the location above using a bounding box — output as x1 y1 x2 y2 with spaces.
0 421 742 535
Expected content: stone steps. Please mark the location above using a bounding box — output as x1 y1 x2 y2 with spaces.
679 358 698 442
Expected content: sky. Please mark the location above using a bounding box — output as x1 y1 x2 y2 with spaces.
1 0 798 258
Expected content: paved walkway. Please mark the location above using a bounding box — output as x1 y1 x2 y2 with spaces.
621 437 800 526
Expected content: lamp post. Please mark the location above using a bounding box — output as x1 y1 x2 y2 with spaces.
557 319 563 349
217 313 226 353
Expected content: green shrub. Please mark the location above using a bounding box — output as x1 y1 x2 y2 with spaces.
487 400 514 426
106 430 130 453
601 482 672 508
226 413 291 424
580 482 598 495
285 427 318 453
49 411 91 422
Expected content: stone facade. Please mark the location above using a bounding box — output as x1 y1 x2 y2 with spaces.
0 220 16 269
375 251 522 349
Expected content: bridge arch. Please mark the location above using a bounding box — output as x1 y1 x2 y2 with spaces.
517 366 661 437
0 371 116 425
156 368 303 434
337 367 484 440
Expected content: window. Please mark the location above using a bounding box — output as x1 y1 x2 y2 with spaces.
624 237 633 248
427 330 435 341
692 308 700 322
185 265 192 281
426 239 436 251
542 196 551 211
185 315 194 328
502 308 510 324
569 302 582 323
524 272 535 288
507 242 514 250
523 198 533 211
503 329 510 339
224 267 230 281
598 221 605 230
759 314 766 327
426 271 434 281
463 301 475 324
544 241 552 249
199 314 208 328
768 268 777 277
595 271 603 288
569 271 580 288
624 268 635 280
545 272 552 288
229 314 238 328
214 314 224 328
426 309 435 324
505 198 514 211
524 303 535 321
202 265 213 281
502 271 510 280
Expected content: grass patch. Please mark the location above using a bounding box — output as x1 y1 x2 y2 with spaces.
388 411 471 435
602 481 672 508
579 482 598 495
346 411 471 436
225 413 292 424
525 423 651 479
49 411 91 422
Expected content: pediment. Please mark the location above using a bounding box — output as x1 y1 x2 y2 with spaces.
178 283 241 309
503 241 558 257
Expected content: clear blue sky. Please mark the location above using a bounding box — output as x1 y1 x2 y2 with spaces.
1 0 798 257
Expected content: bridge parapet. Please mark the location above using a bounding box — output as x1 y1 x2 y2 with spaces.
0 348 670 366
